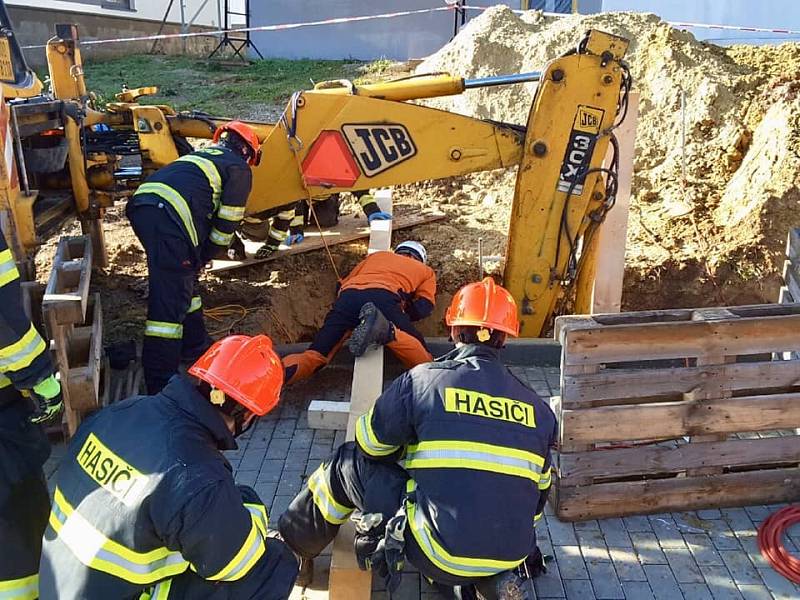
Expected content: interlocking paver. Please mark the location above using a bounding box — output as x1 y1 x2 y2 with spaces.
684 534 724 566
577 529 611 563
266 437 292 459
254 482 277 505
621 581 655 600
721 509 756 536
718 551 761 586
554 545 589 580
697 510 722 520
239 447 268 470
650 516 686 548
679 583 714 600
586 561 624 599
601 518 633 548
235 469 258 487
547 515 578 546
575 519 601 531
623 516 653 532
277 470 304 497
609 547 647 582
736 535 769 570
642 564 683 600
564 578 596 600
736 584 772 600
699 565 743 600
269 495 294 527
273 418 298 439
704 520 741 551
257 459 284 482
757 567 800 600
630 533 668 565
663 547 704 583
534 556 567 598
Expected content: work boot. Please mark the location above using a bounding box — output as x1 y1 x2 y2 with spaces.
348 303 395 357
296 557 314 588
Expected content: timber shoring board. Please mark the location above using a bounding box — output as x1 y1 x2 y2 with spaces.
553 303 800 521
43 236 92 326
779 229 800 359
209 209 443 274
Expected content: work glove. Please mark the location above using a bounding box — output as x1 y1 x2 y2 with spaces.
285 232 304 246
255 242 279 259
524 547 548 579
367 211 392 223
226 233 247 261
29 374 63 425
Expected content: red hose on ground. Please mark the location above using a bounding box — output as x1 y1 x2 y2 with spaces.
757 505 800 584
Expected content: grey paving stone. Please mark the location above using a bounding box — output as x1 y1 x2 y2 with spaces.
663 547 704 583
525 367 548 382
265 437 292 459
257 459 285 483
699 565 744 600
554 545 589 580
305 459 323 476
684 534 724 567
235 470 258 487
289 429 314 449
717 551 760 585
680 583 714 600
623 516 653 533
277 471 304 497
564 578 596 600
720 509 755 536
246 430 272 449
757 567 800 600
284 449 310 469
704 520 741 551
239 447 268 470
736 584 772 600
534 556 566 598
547 516 579 546
620 581 655 600
577 529 611 563
697 510 722 520
649 517 686 549
333 430 346 447
743 506 772 523
600 518 633 548
642 564 683 600
587 561 624 599
609 548 647 582
373 573 419 600
309 439 334 459
630 533 668 565
269 495 294 527
735 535 768 570
575 519 601 531
254 482 277 505
273 418 297 439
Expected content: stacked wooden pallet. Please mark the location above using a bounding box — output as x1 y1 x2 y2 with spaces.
779 228 799 305
42 236 103 437
553 304 800 522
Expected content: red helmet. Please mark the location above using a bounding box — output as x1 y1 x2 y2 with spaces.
213 121 262 166
189 335 283 416
446 277 520 337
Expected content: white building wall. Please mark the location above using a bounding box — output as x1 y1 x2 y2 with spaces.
6 0 221 27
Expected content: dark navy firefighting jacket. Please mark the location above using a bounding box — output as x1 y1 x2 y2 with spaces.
129 146 252 264
39 376 272 600
354 344 557 580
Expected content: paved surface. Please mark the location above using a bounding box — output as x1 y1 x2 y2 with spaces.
44 365 800 600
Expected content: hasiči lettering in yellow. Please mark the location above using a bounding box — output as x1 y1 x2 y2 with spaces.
443 387 536 428
76 433 147 506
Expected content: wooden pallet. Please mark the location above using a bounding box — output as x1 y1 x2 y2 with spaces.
552 303 800 522
778 228 799 359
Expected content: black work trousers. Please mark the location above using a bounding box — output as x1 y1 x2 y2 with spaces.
0 394 51 598
127 205 211 394
277 443 494 590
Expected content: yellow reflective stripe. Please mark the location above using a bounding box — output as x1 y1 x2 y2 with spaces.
276 210 295 221
534 512 544 522
404 440 545 483
355 409 399 457
308 465 352 525
176 155 222 207
50 488 189 585
268 226 287 242
207 513 265 582
136 183 199 247
358 193 376 208
0 249 19 287
145 320 183 340
290 215 304 227
209 227 233 246
151 578 172 600
0 324 46 373
244 503 269 537
404 480 524 578
217 204 246 222
0 573 38 600
538 466 553 490
0 373 11 389
188 296 202 314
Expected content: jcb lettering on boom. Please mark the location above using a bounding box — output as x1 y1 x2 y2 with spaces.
557 105 605 195
342 124 417 177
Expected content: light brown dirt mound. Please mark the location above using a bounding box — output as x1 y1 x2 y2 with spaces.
405 5 800 309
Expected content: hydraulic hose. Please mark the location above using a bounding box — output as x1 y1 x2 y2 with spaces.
757 505 800 584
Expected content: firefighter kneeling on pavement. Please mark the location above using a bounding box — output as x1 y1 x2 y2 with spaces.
126 121 261 394
38 335 299 600
281 240 435 385
278 278 556 599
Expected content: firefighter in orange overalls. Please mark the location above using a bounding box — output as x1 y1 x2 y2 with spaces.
281 241 435 385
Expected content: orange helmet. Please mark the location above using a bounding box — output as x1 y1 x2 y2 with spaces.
445 277 520 337
189 334 283 416
213 121 262 166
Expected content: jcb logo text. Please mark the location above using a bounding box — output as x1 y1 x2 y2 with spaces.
342 124 417 177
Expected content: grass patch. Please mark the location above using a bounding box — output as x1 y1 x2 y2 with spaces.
77 55 368 116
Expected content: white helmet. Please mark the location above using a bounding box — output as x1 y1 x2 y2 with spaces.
395 241 427 264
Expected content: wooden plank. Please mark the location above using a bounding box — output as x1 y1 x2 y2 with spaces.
43 236 92 326
558 436 800 482
560 393 800 450
561 359 800 407
307 400 350 430
330 190 393 600
67 294 103 413
556 467 800 522
562 313 800 366
787 228 800 263
778 287 794 305
591 91 639 314
783 259 800 302
208 209 443 274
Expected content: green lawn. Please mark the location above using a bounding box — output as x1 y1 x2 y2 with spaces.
77 55 371 116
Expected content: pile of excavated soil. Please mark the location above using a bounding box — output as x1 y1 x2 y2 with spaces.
404 6 800 310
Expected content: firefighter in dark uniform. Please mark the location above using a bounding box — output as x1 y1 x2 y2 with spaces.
39 334 298 600
281 240 434 385
126 121 261 394
0 225 62 599
279 278 555 598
